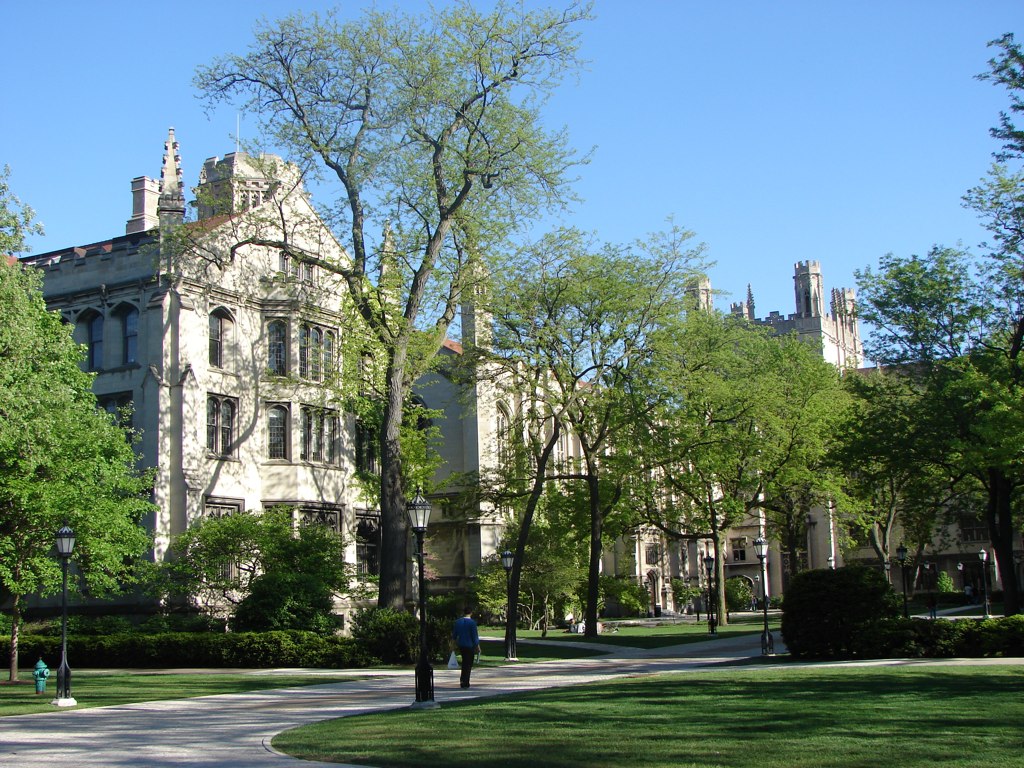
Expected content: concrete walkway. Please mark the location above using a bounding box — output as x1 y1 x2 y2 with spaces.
0 632 1012 768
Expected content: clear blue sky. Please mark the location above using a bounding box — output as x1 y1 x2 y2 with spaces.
3 0 1022 316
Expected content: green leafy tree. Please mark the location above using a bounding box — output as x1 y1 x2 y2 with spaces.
158 507 352 630
0 260 154 681
0 166 43 255
755 334 850 578
831 368 959 572
724 576 753 613
856 241 1024 615
475 225 702 638
978 33 1024 161
640 309 843 622
194 1 591 610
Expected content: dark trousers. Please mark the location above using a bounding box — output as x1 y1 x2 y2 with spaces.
458 646 475 688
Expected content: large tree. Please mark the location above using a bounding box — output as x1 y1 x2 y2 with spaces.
856 242 1024 614
638 310 846 622
472 225 701 638
194 1 590 609
846 37 1024 615
831 368 958 576
0 259 154 681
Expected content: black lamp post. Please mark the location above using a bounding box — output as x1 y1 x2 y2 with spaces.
501 549 517 661
54 526 76 707
896 543 909 619
407 490 436 708
979 547 991 619
753 537 773 655
704 552 716 635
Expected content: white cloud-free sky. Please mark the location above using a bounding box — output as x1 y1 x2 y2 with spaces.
3 1 1022 316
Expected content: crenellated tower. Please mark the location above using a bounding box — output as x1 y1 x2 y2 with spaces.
793 260 825 318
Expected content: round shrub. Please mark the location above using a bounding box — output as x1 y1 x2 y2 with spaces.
349 607 417 664
725 577 753 612
232 572 340 633
781 565 901 658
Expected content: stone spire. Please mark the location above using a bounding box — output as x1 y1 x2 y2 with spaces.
158 128 185 223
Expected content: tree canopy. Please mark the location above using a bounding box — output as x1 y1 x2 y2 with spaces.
194 1 591 608
0 165 43 256
158 507 352 633
0 259 153 680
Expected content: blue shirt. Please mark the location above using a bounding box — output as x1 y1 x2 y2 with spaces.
452 616 479 649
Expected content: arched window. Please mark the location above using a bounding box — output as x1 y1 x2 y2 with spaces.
496 403 512 468
80 311 104 371
356 514 381 576
301 407 316 461
299 325 311 378
323 331 335 376
301 406 341 464
355 419 378 475
300 323 332 382
267 403 290 460
310 327 322 382
209 309 234 368
115 306 139 365
267 320 288 376
206 394 237 457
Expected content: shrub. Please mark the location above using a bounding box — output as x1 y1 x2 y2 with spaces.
9 630 368 669
349 607 417 664
977 614 1024 657
427 593 467 624
599 576 649 617
781 565 901 658
138 612 227 634
232 572 341 634
725 577 754 612
670 579 701 611
935 571 956 593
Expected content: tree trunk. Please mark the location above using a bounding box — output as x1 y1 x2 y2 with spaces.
584 469 602 638
714 535 728 626
986 468 1021 615
376 358 409 610
7 596 20 682
508 419 560 659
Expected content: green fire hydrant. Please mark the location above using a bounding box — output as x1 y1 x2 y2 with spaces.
33 658 50 694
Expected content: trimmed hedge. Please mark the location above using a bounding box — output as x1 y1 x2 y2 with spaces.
885 614 1024 659
782 565 1024 660
7 630 372 670
781 565 901 658
348 606 450 665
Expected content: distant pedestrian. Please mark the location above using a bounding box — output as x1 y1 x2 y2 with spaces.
964 584 975 604
927 592 937 620
452 607 480 689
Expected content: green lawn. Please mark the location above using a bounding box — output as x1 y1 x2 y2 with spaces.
0 671 362 717
483 615 774 649
477 638 605 662
272 665 1024 768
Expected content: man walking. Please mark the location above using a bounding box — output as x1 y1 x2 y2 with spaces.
452 607 480 689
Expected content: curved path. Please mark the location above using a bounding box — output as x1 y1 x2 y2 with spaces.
0 633 1008 768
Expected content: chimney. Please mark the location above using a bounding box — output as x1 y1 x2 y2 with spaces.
126 176 160 234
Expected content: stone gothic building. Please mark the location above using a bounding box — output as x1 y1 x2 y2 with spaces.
21 130 518 623
33 129 992 626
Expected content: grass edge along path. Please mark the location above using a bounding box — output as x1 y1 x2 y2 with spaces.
0 672 370 718
272 664 1024 768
